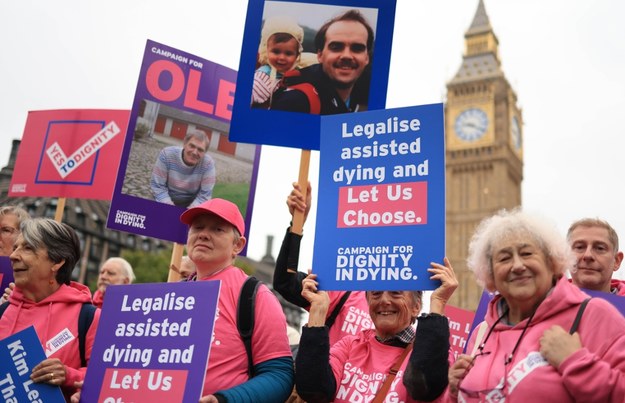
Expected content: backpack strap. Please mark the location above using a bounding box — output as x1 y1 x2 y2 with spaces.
237 276 261 378
78 303 97 367
569 298 591 334
325 291 351 330
0 301 8 318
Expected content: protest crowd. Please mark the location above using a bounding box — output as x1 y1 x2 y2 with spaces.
1 3 625 403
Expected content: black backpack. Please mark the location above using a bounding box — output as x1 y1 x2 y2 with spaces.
237 277 351 377
0 301 96 367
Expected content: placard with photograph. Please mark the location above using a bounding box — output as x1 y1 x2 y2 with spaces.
230 0 397 150
107 40 261 245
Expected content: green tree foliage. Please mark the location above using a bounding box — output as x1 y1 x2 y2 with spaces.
119 247 255 284
122 247 171 284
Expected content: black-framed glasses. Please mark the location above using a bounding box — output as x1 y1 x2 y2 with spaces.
457 306 537 401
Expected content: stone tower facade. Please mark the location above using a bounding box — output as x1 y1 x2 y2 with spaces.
445 0 524 310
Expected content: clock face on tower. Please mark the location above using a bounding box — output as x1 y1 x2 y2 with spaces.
454 108 488 142
511 115 522 150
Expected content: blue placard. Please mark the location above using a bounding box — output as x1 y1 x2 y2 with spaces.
313 103 445 290
230 0 397 150
0 326 65 402
81 281 220 403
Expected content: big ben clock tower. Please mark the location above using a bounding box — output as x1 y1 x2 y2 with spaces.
446 0 524 310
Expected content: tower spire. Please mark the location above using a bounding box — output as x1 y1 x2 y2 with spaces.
449 0 502 84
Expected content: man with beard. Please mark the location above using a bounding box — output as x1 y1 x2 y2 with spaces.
270 9 373 115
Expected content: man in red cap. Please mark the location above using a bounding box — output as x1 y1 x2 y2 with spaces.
180 198 294 403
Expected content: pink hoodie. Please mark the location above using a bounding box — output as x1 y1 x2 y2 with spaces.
611 279 625 296
449 277 625 402
0 281 101 399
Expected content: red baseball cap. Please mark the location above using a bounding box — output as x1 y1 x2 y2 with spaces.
180 198 245 235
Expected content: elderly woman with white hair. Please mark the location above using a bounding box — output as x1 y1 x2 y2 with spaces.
447 209 625 402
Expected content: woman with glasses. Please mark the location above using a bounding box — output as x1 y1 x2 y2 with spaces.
295 260 457 403
0 205 30 256
447 209 625 402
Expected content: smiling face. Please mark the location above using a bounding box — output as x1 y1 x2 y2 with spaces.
186 214 245 277
182 136 208 166
0 213 20 256
267 34 299 74
490 234 555 319
569 225 623 292
317 20 370 96
366 291 420 339
10 234 63 301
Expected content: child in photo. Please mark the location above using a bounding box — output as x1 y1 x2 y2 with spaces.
251 16 304 108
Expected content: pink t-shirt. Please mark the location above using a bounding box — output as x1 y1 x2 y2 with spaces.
326 291 374 345
199 266 292 395
330 329 442 403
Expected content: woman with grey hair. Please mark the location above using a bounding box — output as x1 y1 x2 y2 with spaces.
296 258 457 403
0 218 100 400
447 209 625 402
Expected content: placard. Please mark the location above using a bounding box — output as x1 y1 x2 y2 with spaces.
9 109 129 199
81 281 220 403
0 326 65 402
230 0 396 150
107 40 261 245
313 103 445 290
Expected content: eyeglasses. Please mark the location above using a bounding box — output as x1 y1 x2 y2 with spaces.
0 227 18 237
457 306 537 400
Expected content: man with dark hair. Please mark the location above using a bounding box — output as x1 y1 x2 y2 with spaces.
271 9 373 114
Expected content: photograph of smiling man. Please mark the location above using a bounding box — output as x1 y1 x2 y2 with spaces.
267 8 375 115
230 0 395 151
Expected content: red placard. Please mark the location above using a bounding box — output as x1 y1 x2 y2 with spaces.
9 109 130 200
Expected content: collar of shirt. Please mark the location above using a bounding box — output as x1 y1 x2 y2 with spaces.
375 325 415 347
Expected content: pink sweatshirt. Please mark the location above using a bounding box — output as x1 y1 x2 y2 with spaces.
326 290 374 345
0 282 100 399
329 329 445 403
450 277 625 402
198 266 292 395
611 279 625 296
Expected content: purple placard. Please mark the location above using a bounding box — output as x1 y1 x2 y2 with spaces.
0 256 13 293
81 281 220 403
0 326 65 402
107 39 261 247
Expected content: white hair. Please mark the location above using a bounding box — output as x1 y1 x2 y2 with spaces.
467 208 575 292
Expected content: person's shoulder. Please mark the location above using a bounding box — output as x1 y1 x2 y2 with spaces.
255 64 272 76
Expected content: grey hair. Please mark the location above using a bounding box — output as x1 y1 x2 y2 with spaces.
567 217 619 252
467 208 574 292
183 129 209 148
20 218 80 285
103 257 135 283
0 205 30 226
365 290 424 324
